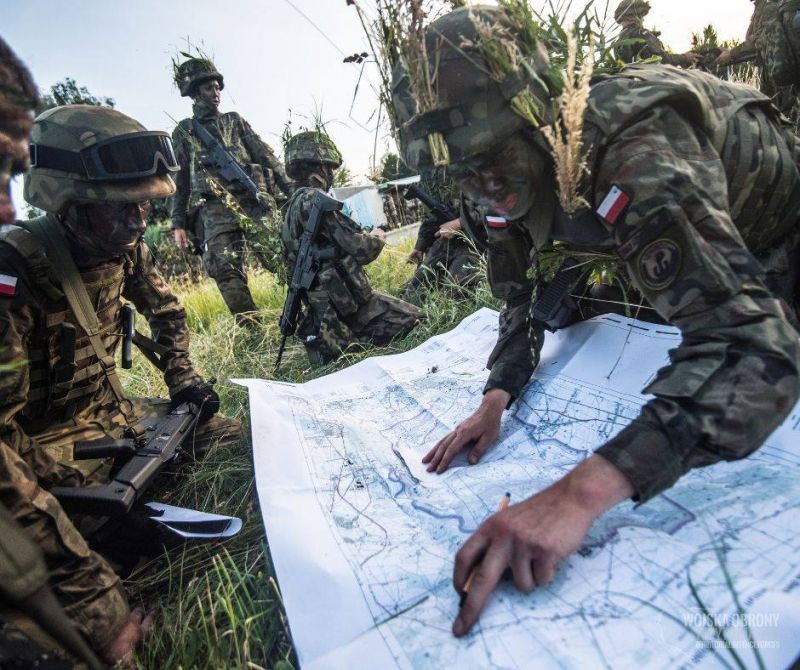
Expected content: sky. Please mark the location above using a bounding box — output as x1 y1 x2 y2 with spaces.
5 0 755 203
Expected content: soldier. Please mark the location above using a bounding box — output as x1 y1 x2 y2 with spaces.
715 0 799 120
392 6 800 637
404 191 484 300
170 58 294 325
1 101 242 661
614 0 699 66
281 130 421 364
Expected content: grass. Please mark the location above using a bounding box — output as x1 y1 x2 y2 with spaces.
120 237 499 669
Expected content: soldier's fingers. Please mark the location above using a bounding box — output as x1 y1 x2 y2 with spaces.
424 432 453 467
453 542 510 637
467 432 494 465
532 555 559 587
436 435 472 473
453 530 490 591
511 551 536 593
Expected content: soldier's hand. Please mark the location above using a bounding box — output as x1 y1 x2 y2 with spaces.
173 228 190 250
714 48 732 67
101 607 154 666
369 227 386 239
435 218 462 240
452 455 634 637
171 381 220 424
683 51 701 67
407 249 424 264
423 388 510 473
256 192 274 214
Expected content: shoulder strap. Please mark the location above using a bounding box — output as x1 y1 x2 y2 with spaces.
27 216 142 433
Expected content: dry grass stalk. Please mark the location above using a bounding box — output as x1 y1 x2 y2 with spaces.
541 31 594 214
400 0 450 165
727 62 761 90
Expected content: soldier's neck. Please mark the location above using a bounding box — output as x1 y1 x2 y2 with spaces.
192 99 221 121
57 211 123 268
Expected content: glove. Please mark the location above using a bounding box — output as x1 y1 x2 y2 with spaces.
170 381 220 424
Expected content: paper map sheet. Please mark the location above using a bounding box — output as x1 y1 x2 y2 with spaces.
239 309 800 669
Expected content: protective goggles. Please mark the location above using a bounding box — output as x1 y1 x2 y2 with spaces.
30 131 180 181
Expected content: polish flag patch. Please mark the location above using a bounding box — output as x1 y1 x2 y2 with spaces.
486 215 508 229
0 273 18 297
596 185 630 225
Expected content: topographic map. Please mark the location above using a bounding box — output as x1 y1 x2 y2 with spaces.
239 309 800 669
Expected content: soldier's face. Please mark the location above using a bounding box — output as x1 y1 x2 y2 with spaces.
450 133 543 220
196 80 221 109
83 200 151 251
0 121 32 224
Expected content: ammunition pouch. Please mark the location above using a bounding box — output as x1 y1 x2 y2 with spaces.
531 257 589 332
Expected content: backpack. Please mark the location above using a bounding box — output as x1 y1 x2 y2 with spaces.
760 0 800 87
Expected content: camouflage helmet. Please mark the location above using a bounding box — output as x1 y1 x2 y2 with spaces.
25 105 177 213
174 58 224 98
284 130 343 179
391 5 562 171
614 0 651 22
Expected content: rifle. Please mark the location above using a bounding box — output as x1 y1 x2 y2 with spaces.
191 119 273 212
275 191 343 370
48 397 240 540
403 183 458 224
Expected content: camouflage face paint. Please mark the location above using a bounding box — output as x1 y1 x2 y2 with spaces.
450 134 545 220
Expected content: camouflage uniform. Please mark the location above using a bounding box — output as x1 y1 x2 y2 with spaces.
403 194 483 298
614 0 697 66
0 103 242 652
281 131 421 364
727 0 799 119
170 59 293 320
394 7 800 503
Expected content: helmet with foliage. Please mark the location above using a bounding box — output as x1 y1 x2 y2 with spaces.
0 37 38 222
391 5 562 171
174 58 224 98
25 105 177 212
614 0 651 23
284 130 343 179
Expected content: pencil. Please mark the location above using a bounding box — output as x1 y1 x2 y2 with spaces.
459 492 511 607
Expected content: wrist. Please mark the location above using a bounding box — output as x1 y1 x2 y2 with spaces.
481 388 511 415
561 454 634 517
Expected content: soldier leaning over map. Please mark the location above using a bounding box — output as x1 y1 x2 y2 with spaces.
392 5 800 637
613 0 700 67
170 57 294 325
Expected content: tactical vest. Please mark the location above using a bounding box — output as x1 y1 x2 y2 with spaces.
0 217 133 433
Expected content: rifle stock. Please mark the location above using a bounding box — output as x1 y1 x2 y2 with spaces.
403 183 458 223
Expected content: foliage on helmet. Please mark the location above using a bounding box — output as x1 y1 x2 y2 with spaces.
614 0 651 23
284 131 343 179
392 4 563 171
24 105 175 212
173 58 224 98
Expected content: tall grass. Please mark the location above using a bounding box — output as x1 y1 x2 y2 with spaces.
121 238 499 669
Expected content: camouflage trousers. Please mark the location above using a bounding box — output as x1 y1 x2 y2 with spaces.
403 236 481 299
300 289 421 365
0 399 242 654
201 201 274 322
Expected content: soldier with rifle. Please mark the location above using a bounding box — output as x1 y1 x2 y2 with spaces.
278 131 420 366
403 181 486 299
0 93 242 662
170 57 294 325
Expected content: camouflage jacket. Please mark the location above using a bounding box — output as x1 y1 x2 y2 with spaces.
170 101 293 230
0 215 201 478
281 187 385 310
615 24 694 66
487 65 800 502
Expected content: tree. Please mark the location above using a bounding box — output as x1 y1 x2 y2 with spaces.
379 152 414 182
333 165 353 187
39 77 115 111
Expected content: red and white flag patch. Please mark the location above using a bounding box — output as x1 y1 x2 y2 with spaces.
0 273 18 297
485 215 508 229
596 185 630 225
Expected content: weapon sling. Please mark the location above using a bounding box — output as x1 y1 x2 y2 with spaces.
29 216 143 435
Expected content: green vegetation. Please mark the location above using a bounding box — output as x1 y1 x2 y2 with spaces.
121 238 499 669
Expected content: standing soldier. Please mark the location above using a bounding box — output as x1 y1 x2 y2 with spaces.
280 131 420 364
715 0 799 121
614 0 699 66
392 5 800 637
1 102 242 661
170 57 294 325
